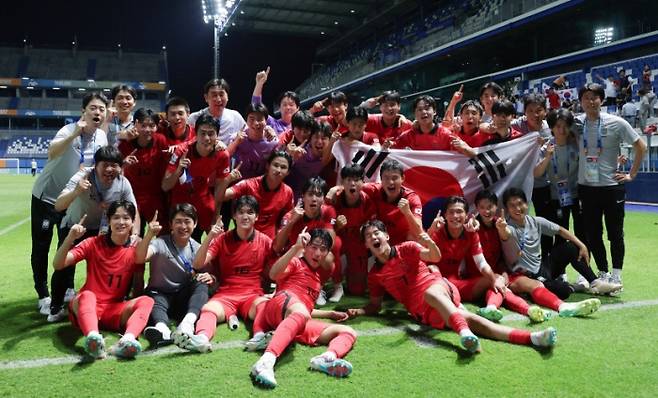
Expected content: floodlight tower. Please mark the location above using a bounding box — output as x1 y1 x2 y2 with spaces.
201 0 241 78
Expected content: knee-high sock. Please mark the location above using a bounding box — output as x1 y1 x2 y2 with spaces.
448 312 469 334
251 301 269 335
265 312 308 357
124 296 154 337
508 329 532 345
530 287 562 311
503 291 530 315
327 331 357 358
195 311 218 339
76 290 98 335
485 290 503 308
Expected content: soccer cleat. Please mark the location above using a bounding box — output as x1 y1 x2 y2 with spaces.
315 290 327 306
609 274 623 296
172 330 212 353
527 305 551 323
84 332 106 359
460 334 481 353
598 271 612 282
64 288 76 304
244 331 274 352
558 298 601 318
250 360 277 388
38 297 52 316
533 327 558 347
572 275 590 293
143 326 172 348
328 284 344 303
309 355 353 378
588 278 623 295
109 336 142 359
47 307 67 323
476 307 503 322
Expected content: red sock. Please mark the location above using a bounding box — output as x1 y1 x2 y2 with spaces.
448 312 469 334
503 291 530 315
251 301 269 335
125 296 154 337
265 312 308 357
508 329 532 345
485 290 503 308
76 290 98 335
327 331 357 358
530 287 562 311
195 311 218 339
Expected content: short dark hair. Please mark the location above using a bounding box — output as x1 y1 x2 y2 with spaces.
546 109 574 129
245 102 269 119
107 200 136 220
474 189 498 205
443 196 468 213
312 121 331 138
133 108 160 125
523 93 546 110
327 91 348 105
302 177 328 196
578 83 605 102
346 106 369 123
278 91 300 107
170 203 198 223
379 90 401 104
165 96 190 114
479 82 503 98
82 92 109 109
491 100 516 116
459 100 483 116
340 163 365 180
502 187 527 207
233 195 259 215
204 78 230 94
94 146 123 165
291 110 315 130
111 85 137 101
412 95 436 112
194 114 219 133
380 158 404 177
360 219 387 241
267 150 293 168
309 228 333 250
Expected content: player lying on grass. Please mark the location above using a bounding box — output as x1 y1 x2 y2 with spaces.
428 195 551 323
135 203 214 348
52 200 154 359
348 220 557 354
174 195 274 353
249 228 357 389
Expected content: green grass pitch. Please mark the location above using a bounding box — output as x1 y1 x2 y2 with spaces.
1 174 657 397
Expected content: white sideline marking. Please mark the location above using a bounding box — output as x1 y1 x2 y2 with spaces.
0 217 30 236
2 299 657 370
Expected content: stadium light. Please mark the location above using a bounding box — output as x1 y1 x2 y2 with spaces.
594 27 614 46
201 0 243 77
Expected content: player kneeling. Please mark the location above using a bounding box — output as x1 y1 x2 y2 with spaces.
348 220 557 354
52 200 154 360
250 228 356 388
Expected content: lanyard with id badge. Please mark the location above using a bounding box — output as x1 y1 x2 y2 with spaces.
551 144 574 217
582 118 603 183
168 236 195 276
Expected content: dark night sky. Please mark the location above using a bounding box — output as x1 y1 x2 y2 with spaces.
2 0 320 113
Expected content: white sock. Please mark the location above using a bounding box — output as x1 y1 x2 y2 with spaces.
322 350 337 361
155 322 171 339
260 351 277 367
251 331 265 340
611 268 622 278
86 330 99 336
459 329 476 338
181 313 198 325
486 304 497 311
122 333 135 341
530 331 543 346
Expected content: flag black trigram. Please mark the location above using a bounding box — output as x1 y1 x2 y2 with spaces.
351 149 390 179
468 150 507 188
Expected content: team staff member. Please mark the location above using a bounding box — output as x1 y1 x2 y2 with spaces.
104 84 137 147
188 78 246 146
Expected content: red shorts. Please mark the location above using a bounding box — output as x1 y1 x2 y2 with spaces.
294 319 330 346
414 279 462 330
447 276 481 302
208 289 263 320
261 291 304 331
68 299 129 332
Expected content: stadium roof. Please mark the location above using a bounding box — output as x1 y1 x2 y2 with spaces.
228 0 419 56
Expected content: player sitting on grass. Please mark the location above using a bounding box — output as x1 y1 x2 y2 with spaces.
250 228 357 389
52 200 154 359
135 203 214 348
499 187 621 316
348 220 558 354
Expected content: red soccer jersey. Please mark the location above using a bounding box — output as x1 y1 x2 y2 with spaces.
166 140 230 230
356 131 380 145
157 125 196 148
275 257 322 312
280 204 337 249
208 229 273 294
367 242 439 315
456 127 479 147
333 191 376 243
277 129 305 148
393 125 455 150
469 127 524 147
429 226 483 278
465 217 503 276
231 176 294 238
362 183 422 245
69 236 142 304
366 114 413 141
317 115 349 135
119 134 168 209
